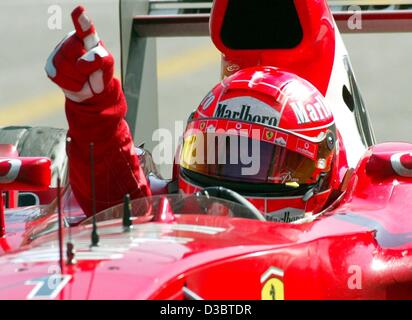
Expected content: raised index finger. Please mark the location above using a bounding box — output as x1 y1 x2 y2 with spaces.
71 5 100 51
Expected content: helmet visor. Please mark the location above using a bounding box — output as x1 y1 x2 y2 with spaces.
180 119 335 185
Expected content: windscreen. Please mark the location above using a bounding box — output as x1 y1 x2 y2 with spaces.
80 194 262 224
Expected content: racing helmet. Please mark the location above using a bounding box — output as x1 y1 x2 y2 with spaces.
178 67 345 222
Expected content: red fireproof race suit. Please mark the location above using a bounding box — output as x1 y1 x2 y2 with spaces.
65 78 151 216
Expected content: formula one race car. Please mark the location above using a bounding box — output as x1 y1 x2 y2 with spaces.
0 0 412 300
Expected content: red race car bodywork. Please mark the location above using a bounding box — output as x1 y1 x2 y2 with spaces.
0 142 411 300
0 0 411 300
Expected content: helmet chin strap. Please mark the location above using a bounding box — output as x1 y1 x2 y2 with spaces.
289 174 328 224
302 172 328 204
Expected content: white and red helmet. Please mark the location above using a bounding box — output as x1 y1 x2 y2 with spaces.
178 67 348 222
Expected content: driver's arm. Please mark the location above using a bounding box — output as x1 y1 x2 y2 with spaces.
45 6 151 216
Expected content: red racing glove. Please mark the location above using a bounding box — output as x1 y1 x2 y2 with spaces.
46 6 115 102
45 6 151 216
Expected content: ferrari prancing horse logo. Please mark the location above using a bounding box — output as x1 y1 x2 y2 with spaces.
265 130 274 141
260 266 285 300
